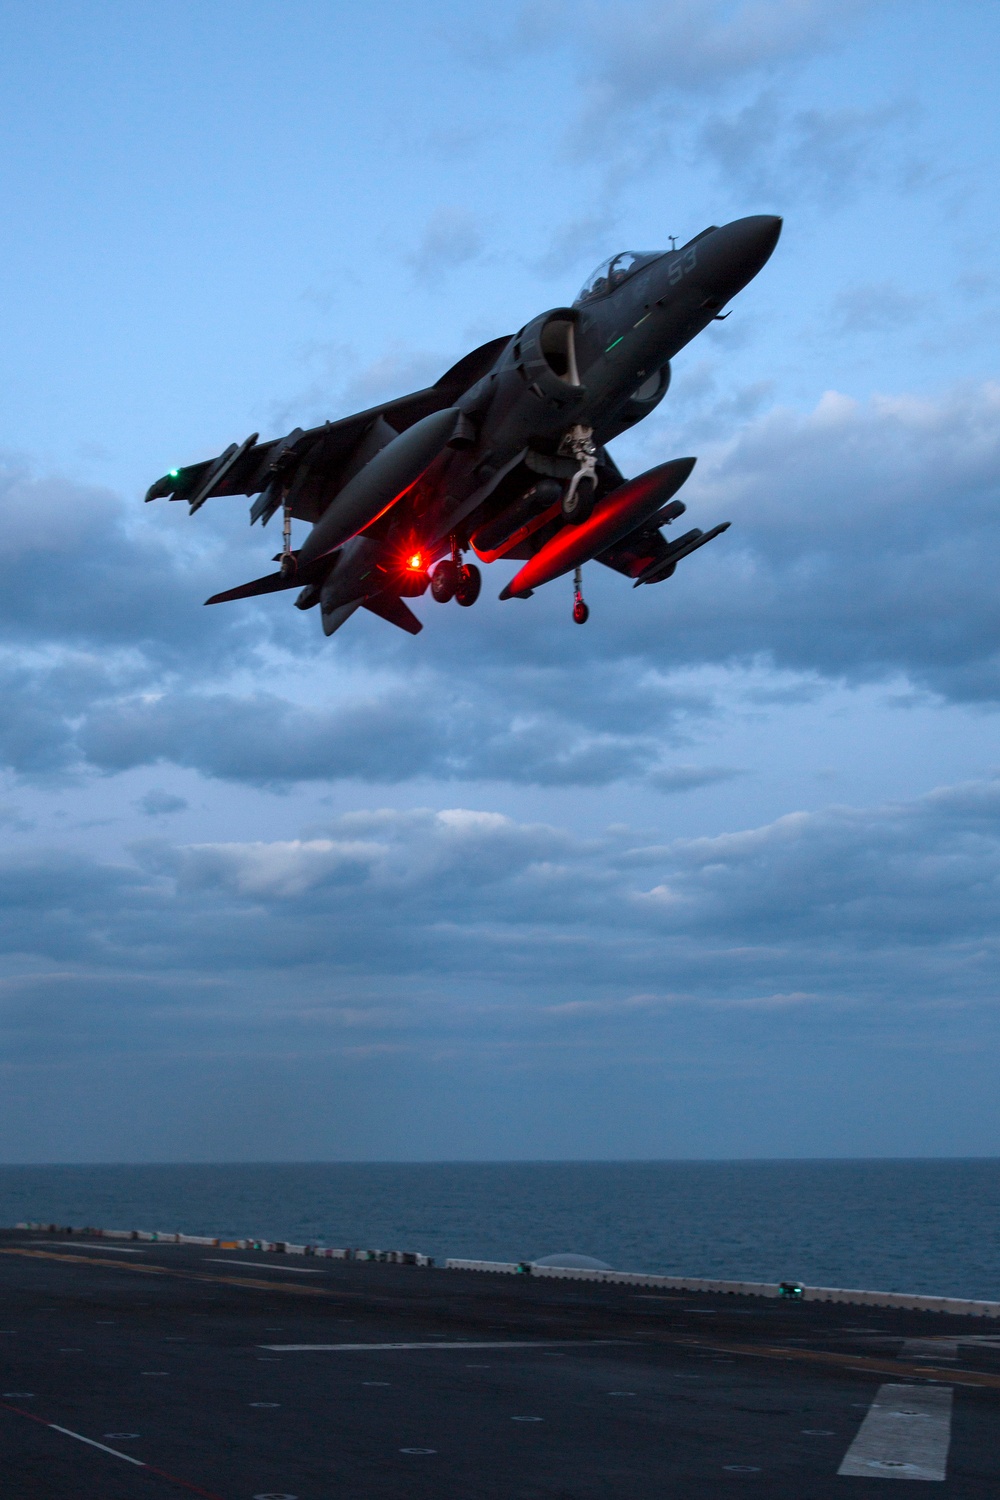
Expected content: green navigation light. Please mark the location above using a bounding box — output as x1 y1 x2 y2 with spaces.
168 469 180 478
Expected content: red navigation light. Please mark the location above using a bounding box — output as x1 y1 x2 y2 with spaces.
407 551 423 571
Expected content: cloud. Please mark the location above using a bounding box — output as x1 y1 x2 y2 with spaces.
655 380 1000 699
832 281 926 334
0 459 265 670
407 207 487 284
532 210 620 279
2 779 999 1063
137 789 189 816
75 678 696 789
5 778 1000 1157
581 0 873 105
648 765 743 794
697 94 917 204
0 803 33 831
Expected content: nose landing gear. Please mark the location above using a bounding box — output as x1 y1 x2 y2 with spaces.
572 565 589 624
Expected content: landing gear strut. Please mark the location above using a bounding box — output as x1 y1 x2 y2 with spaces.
572 565 589 624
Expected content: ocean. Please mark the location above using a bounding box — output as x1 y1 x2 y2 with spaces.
2 1159 998 1302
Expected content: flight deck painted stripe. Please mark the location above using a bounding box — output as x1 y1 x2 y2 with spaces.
263 1339 627 1351
47 1424 146 1465
14 1241 146 1254
203 1258 324 1272
0 1399 226 1498
901 1339 958 1361
838 1384 952 1481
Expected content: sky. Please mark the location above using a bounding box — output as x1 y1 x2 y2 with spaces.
1 0 999 1162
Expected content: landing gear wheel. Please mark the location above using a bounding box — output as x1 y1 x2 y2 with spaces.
573 598 590 624
455 563 481 607
430 560 459 602
561 474 596 525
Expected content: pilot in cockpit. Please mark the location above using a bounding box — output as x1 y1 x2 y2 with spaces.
574 251 660 305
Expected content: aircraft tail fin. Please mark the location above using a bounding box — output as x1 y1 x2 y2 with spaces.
204 552 330 605
204 570 292 605
362 592 423 634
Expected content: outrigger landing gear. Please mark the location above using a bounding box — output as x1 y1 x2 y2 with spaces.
572 565 589 624
279 494 296 580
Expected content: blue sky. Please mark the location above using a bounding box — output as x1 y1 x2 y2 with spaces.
1 0 999 1161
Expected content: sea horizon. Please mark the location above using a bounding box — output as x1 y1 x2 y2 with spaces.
2 1158 999 1302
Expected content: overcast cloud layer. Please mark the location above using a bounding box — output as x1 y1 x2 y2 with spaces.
0 0 998 1159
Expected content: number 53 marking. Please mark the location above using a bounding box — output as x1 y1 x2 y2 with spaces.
668 247 698 285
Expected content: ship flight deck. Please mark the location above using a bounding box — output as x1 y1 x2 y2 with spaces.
1 1226 998 1497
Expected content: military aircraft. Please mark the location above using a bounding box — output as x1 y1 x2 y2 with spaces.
145 214 781 633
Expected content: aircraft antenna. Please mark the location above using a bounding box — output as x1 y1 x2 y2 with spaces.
669 236 678 251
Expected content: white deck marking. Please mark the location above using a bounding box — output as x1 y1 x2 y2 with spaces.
16 1242 146 1255
203 1259 323 1273
262 1339 625 1352
47 1424 145 1466
838 1384 953 1481
901 1339 958 1361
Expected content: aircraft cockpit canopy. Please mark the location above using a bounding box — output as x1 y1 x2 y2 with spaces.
574 251 662 305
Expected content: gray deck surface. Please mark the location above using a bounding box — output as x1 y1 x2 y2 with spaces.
1 1228 998 1498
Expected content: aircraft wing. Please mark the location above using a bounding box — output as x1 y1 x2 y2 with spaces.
598 518 730 584
144 334 512 524
596 523 676 580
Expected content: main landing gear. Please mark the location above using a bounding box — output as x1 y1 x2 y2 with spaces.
430 543 481 606
572 565 589 624
560 425 598 526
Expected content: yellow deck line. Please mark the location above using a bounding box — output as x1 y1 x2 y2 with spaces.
0 1246 345 1299
681 1338 1000 1390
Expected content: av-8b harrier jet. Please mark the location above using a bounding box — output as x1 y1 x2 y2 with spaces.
146 215 781 632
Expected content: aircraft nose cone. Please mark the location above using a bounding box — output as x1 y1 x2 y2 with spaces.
695 214 782 304
738 214 783 268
